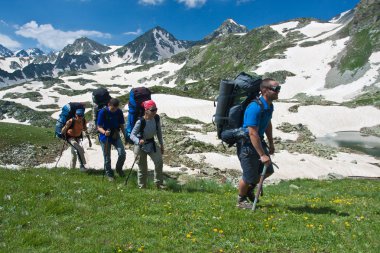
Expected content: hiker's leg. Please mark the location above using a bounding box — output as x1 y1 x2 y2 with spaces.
70 145 77 169
148 146 163 186
113 137 126 172
136 146 148 188
238 144 259 196
100 140 113 177
69 139 87 167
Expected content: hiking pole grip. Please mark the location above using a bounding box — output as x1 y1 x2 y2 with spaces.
252 164 268 211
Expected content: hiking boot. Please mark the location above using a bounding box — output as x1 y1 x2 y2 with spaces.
237 199 253 210
247 184 263 202
247 189 256 203
116 169 126 178
156 184 167 190
80 166 88 172
107 176 115 182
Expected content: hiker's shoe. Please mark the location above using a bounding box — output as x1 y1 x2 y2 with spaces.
156 184 167 190
247 191 259 203
247 185 263 202
116 169 126 178
237 199 253 210
107 176 115 182
80 166 88 172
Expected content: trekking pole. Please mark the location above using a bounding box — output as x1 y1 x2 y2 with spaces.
125 145 141 186
252 164 268 211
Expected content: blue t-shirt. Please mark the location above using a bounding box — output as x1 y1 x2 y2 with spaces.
97 108 125 143
243 96 274 138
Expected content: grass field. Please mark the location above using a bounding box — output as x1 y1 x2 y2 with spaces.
0 168 379 252
0 122 59 152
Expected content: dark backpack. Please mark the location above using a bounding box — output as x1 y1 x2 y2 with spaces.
55 102 85 139
92 87 111 124
125 87 152 143
214 72 262 146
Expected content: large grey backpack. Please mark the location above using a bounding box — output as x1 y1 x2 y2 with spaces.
213 72 262 146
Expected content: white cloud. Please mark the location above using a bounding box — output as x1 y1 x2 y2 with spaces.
0 33 21 49
138 0 164 5
124 28 143 36
177 0 206 8
15 21 111 50
0 20 9 27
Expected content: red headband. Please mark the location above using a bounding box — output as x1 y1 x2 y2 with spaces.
142 100 156 110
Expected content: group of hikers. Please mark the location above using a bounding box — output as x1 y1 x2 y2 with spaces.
56 73 281 209
56 87 165 189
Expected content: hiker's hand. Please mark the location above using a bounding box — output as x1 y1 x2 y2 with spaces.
160 146 164 155
260 154 271 166
269 144 275 155
105 130 111 137
139 139 145 145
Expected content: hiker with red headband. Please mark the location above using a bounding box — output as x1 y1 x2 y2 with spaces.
130 100 165 189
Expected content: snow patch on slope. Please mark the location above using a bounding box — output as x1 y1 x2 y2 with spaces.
270 21 299 36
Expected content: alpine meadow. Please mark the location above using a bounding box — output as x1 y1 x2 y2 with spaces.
0 0 379 252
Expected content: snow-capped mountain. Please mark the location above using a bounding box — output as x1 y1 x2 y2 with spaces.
0 0 378 95
60 37 111 55
0 44 13 58
14 48 45 57
26 48 45 57
14 50 29 57
115 26 192 63
202 19 249 43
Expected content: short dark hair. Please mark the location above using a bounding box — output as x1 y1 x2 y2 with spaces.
260 78 276 89
109 98 120 107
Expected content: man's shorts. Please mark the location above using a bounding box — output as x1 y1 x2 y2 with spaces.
237 140 274 185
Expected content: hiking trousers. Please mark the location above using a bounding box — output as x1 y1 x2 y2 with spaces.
68 138 86 168
134 144 163 188
100 137 126 177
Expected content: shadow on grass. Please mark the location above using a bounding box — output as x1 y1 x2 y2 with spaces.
86 168 105 176
82 168 228 193
287 205 349 216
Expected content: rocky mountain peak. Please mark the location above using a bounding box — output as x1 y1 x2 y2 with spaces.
61 37 111 55
14 50 29 57
203 18 249 42
26 48 45 57
116 26 190 63
0 44 14 57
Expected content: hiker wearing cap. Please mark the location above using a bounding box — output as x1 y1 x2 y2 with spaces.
97 98 126 181
61 108 90 172
130 100 165 189
237 78 280 209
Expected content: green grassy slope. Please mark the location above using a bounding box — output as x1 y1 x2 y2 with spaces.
0 168 378 252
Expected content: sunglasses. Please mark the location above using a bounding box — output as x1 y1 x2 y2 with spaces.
267 85 281 92
149 108 158 112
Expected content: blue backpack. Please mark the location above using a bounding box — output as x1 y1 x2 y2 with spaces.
55 102 85 139
125 87 152 143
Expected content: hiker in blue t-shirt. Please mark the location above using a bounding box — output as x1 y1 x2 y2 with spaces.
237 78 281 209
97 98 126 181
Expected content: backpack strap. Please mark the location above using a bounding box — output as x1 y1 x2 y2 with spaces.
102 107 109 124
140 117 146 138
139 114 160 137
154 114 160 132
253 98 264 113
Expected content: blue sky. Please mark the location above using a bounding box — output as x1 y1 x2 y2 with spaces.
0 0 359 52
